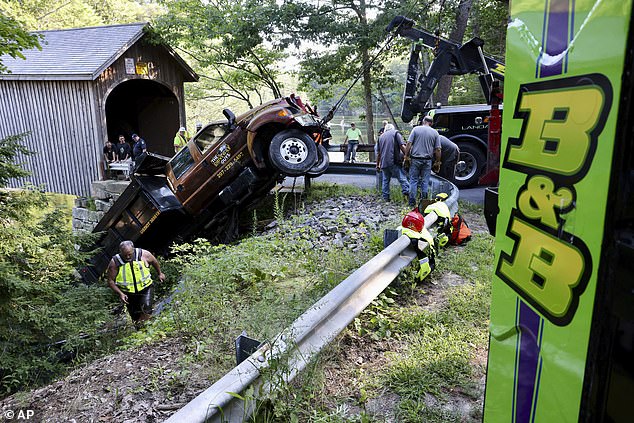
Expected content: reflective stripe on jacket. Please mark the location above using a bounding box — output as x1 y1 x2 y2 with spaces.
114 248 153 293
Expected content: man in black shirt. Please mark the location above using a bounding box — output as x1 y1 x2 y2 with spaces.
103 140 117 163
115 135 131 161
102 140 117 179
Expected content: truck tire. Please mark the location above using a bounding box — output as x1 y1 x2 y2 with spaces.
454 143 485 188
269 129 318 176
306 144 330 177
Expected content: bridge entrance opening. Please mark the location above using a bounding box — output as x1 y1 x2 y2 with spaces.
105 79 179 157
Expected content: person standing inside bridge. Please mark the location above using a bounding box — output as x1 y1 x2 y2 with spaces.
131 133 147 162
173 126 190 153
102 140 117 180
115 135 131 162
343 122 363 163
107 241 165 326
405 116 441 207
376 123 409 201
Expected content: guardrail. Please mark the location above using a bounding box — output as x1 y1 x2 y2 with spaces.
325 143 376 153
324 162 378 175
165 181 458 423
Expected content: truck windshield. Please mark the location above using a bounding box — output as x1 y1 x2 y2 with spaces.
170 147 195 179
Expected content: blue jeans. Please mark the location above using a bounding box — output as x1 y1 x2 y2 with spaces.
408 158 432 206
344 142 359 162
381 164 410 200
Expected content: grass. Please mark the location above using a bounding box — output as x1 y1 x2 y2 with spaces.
305 181 377 201
120 185 492 422
123 188 389 392
270 204 494 422
383 234 493 422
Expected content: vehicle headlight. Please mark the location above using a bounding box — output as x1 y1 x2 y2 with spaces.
294 114 317 126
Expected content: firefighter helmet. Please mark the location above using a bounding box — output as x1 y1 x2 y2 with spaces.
402 208 426 232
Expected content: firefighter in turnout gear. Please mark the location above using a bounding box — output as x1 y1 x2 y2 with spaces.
107 240 165 325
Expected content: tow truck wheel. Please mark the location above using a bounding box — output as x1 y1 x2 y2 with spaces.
306 144 330 177
454 143 485 188
269 129 318 176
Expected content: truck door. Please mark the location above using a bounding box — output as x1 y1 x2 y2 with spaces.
167 141 212 212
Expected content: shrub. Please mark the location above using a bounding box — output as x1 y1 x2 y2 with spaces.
0 135 112 396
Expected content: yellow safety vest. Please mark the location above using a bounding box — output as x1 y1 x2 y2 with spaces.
114 248 153 293
423 201 451 220
174 133 189 150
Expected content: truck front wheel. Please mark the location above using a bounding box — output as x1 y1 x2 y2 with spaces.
269 129 318 176
454 143 485 188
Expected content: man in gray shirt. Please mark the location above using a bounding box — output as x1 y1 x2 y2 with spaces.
405 115 441 206
438 135 460 181
376 123 409 201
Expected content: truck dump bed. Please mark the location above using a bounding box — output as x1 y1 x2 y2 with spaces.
80 174 186 283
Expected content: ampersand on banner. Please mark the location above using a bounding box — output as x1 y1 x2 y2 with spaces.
517 175 573 230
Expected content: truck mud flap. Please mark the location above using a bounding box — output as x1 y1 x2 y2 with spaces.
484 186 499 236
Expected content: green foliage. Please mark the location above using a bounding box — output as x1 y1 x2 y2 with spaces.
152 0 286 109
354 290 398 340
0 133 33 184
0 16 41 73
0 134 113 397
397 398 468 423
273 189 287 223
0 0 163 30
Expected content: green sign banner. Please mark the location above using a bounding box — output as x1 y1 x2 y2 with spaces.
484 1 632 421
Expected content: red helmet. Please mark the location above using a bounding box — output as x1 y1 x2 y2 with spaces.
402 208 426 232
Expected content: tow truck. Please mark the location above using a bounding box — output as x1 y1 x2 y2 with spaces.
386 15 504 187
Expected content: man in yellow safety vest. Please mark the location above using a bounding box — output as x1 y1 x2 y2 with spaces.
173 126 190 153
107 241 165 325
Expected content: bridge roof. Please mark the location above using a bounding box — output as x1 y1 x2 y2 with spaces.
0 23 197 81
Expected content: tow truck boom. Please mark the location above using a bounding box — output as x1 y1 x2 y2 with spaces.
386 15 505 122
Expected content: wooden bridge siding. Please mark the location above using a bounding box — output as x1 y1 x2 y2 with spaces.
94 40 188 127
0 80 100 196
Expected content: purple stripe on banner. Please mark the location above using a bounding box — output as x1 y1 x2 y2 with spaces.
540 0 571 77
515 301 542 423
512 298 521 419
531 319 545 423
535 0 550 78
565 0 576 72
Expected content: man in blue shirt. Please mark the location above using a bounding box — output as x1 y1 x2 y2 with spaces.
131 133 147 161
376 123 409 201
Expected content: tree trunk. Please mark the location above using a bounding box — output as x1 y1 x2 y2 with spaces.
362 50 375 148
436 0 475 105
357 0 375 157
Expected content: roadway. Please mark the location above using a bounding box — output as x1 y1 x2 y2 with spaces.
282 170 486 206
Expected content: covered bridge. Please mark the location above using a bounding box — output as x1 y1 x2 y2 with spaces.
0 23 198 196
